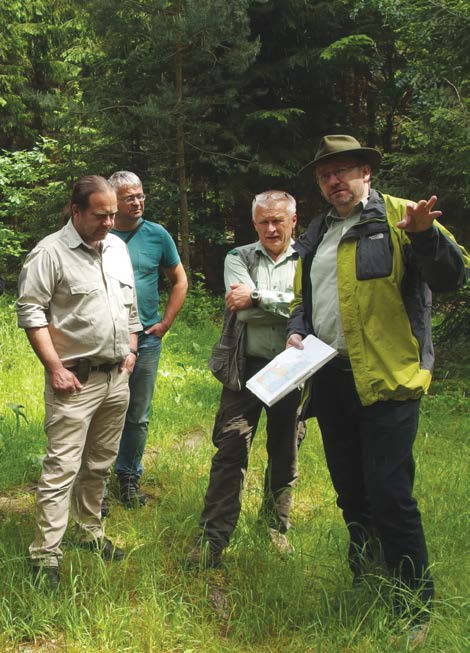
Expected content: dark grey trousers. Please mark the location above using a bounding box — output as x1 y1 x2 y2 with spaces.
199 357 302 552
311 363 434 615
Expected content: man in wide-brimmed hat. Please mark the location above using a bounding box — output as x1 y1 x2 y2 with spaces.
287 135 469 645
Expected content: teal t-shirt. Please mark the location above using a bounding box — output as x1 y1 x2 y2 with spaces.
111 219 180 329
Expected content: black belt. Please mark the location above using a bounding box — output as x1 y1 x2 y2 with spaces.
67 362 117 375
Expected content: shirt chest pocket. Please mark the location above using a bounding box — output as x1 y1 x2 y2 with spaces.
69 282 101 295
137 251 158 275
106 273 134 308
67 282 103 312
356 230 393 280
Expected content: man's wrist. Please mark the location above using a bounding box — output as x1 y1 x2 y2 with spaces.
46 361 66 374
251 289 262 307
129 348 139 358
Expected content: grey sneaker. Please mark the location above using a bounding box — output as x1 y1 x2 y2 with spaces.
269 528 294 556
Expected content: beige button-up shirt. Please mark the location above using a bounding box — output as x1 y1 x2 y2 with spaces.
17 220 142 365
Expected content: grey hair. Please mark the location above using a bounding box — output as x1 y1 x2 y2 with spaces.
108 170 142 189
252 190 296 219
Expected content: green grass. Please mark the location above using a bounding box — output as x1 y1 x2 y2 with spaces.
0 293 469 652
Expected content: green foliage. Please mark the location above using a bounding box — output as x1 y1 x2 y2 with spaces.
246 108 305 125
177 275 224 326
0 0 84 149
320 34 377 65
0 228 26 286
434 285 470 344
0 138 76 272
0 0 469 287
354 0 470 235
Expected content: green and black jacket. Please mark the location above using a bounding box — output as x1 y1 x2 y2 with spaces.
288 189 469 412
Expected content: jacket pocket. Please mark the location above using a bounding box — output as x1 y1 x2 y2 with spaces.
356 230 393 280
209 343 234 385
208 338 243 392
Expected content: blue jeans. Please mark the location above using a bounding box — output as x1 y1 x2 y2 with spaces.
115 332 162 479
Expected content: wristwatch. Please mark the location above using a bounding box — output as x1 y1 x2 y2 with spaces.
129 348 139 358
251 289 262 307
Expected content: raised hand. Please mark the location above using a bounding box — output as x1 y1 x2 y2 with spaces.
397 195 442 233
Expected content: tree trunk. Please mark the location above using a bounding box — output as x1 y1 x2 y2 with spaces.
175 1 190 272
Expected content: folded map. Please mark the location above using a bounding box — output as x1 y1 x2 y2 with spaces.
246 334 337 406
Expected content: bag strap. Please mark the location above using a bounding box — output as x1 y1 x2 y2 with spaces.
123 220 145 244
236 243 260 285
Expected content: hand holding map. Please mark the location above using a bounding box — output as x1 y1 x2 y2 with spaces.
246 334 337 406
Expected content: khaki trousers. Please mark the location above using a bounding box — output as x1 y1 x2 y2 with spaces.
30 367 130 567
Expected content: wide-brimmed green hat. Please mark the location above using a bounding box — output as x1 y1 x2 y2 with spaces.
313 135 382 170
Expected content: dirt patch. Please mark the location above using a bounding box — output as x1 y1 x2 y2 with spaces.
4 636 66 653
178 429 207 450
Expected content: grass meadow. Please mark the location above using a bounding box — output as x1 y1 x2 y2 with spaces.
0 291 469 653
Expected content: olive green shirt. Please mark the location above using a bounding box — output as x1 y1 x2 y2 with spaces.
224 241 298 359
17 219 142 365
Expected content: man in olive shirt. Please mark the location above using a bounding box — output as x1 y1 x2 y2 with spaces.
17 176 141 588
190 190 302 568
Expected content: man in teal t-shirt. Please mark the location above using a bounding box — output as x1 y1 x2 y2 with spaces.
107 171 188 508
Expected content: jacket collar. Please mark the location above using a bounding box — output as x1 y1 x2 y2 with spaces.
359 188 386 222
294 189 386 258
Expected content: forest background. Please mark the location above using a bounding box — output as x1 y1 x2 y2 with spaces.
1 0 469 291
0 2 469 652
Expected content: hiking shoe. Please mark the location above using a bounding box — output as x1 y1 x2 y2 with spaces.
118 475 147 508
269 528 294 556
187 543 222 570
389 621 430 649
80 536 125 561
407 622 429 648
32 565 60 590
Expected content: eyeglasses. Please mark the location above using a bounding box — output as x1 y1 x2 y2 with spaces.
122 193 146 204
316 165 358 184
92 212 117 219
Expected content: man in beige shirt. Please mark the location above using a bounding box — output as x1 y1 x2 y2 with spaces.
17 175 142 589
